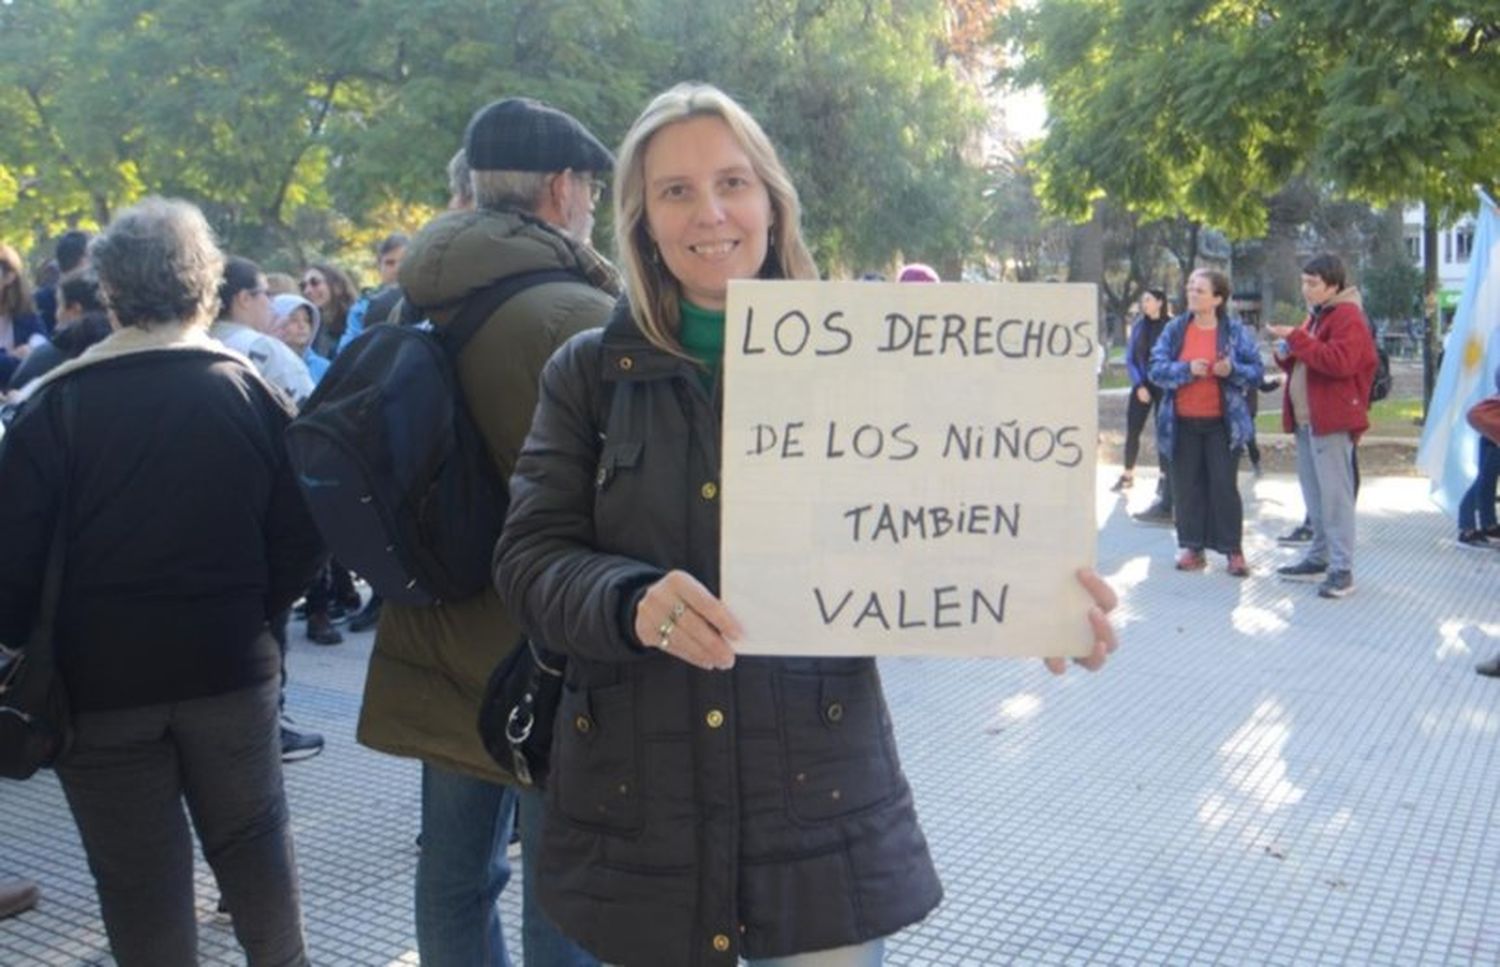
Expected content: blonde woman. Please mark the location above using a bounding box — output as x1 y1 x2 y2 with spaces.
496 84 1119 966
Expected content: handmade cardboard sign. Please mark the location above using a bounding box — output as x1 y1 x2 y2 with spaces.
720 280 1098 658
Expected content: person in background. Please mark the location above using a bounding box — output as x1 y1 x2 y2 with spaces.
271 294 331 385
448 149 476 211
299 262 357 359
1456 362 1500 549
0 243 46 387
1114 288 1173 516
0 197 325 966
336 234 410 356
1267 253 1378 599
212 256 315 407
1148 268 1262 577
7 271 113 391
494 82 1119 967
33 230 91 334
897 262 939 283
266 272 298 297
357 98 618 967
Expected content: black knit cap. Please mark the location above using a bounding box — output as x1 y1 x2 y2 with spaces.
463 97 614 174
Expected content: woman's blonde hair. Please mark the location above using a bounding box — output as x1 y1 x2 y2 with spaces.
613 83 817 356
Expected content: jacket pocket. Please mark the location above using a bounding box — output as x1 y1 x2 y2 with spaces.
594 440 642 492
551 680 642 833
777 666 900 823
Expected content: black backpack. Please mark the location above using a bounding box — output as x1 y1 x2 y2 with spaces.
285 268 582 607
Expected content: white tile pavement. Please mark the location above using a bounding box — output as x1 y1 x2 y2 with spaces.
3 470 1498 965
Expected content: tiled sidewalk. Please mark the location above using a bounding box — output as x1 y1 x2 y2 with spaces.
3 471 1497 965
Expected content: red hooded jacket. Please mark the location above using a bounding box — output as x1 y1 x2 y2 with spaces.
1277 287 1377 439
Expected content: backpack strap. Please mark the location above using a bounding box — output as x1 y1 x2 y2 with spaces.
439 269 587 358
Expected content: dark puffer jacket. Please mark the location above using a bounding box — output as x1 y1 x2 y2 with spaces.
494 300 943 967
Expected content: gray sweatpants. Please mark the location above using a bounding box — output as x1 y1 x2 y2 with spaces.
56 677 308 967
1295 425 1358 572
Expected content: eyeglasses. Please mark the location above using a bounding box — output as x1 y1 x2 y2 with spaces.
561 172 605 205
299 277 324 290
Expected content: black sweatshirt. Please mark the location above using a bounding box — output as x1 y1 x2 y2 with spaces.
0 349 326 711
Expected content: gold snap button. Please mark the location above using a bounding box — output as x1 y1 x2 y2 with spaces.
618 356 634 371
701 481 718 500
574 715 592 734
705 709 725 729
595 466 608 486
712 933 731 953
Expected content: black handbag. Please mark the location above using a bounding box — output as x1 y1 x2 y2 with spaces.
0 385 75 780
478 638 565 788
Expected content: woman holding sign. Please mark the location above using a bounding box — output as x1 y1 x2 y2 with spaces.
495 83 1119 967
1148 269 1263 576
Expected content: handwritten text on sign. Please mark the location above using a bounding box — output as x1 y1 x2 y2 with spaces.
720 280 1098 658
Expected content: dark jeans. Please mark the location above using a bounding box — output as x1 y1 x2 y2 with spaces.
1459 436 1500 532
1172 417 1243 555
1125 386 1173 506
56 678 307 967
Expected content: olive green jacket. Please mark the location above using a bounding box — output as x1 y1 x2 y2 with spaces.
355 207 619 783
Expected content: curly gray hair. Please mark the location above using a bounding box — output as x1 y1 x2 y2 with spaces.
89 197 225 329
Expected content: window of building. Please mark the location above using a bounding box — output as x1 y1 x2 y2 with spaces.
1455 225 1474 263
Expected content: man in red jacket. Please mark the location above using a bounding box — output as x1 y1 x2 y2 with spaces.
1267 254 1378 599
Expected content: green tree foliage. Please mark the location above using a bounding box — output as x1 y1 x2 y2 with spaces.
1001 0 1500 233
0 0 995 279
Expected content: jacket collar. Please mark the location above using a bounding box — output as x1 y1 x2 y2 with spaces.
599 297 700 382
13 320 246 403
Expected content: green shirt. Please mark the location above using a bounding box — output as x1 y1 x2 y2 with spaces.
678 299 725 392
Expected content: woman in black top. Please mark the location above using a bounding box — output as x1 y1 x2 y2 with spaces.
1113 287 1171 494
0 198 325 967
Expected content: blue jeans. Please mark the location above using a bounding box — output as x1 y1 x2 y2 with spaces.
1459 436 1500 532
416 763 596 967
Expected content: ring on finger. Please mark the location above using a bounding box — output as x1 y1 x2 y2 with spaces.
671 600 686 619
657 617 676 650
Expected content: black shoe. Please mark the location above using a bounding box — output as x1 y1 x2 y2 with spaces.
1457 529 1491 550
1317 569 1354 599
1476 656 1500 678
1277 524 1314 545
1132 501 1173 525
1276 559 1328 582
347 596 383 633
280 719 324 763
307 612 344 646
1109 474 1134 493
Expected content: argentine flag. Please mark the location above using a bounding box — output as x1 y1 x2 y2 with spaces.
1417 191 1500 514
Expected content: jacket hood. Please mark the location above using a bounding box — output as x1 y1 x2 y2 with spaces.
271 293 321 344
399 207 607 318
1323 286 1363 311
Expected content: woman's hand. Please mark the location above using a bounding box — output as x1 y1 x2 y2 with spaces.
1135 385 1151 404
1265 325 1293 340
1189 358 1210 378
634 570 743 671
1211 356 1232 378
1044 568 1120 675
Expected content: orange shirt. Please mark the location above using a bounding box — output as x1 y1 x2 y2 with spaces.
1175 323 1222 419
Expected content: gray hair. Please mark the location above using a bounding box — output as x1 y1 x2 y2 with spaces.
471 169 551 214
447 149 474 209
89 197 225 329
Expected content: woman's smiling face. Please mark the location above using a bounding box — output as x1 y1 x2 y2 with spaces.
642 115 773 310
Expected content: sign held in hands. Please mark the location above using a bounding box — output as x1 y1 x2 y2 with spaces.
720 280 1099 658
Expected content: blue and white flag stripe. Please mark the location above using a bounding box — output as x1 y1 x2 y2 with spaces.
1417 190 1500 514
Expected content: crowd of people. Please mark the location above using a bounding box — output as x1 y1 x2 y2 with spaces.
0 85 1119 967
1110 254 1384 600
